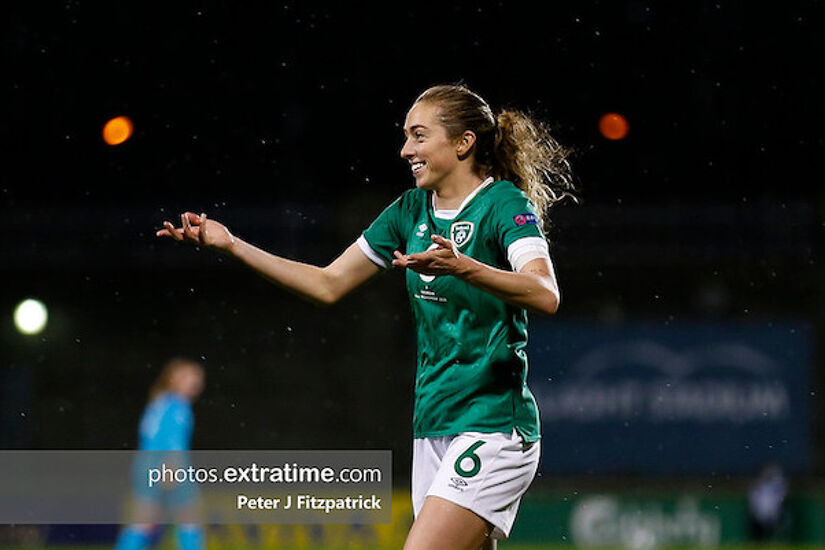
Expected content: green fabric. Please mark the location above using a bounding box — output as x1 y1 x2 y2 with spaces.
361 180 544 441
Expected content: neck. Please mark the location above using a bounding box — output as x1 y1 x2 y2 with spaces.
170 389 190 401
433 172 487 210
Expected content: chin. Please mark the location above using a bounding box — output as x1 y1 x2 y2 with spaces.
414 177 435 190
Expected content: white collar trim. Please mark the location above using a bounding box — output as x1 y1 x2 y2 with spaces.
432 177 495 220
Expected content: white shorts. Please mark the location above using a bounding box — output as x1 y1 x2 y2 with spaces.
412 430 540 539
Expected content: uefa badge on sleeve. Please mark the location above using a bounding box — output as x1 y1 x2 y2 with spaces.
450 221 474 248
513 213 539 226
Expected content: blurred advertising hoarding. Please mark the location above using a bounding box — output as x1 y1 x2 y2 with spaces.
511 490 825 546
528 321 813 474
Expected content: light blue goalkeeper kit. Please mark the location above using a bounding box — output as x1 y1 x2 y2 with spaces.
138 392 194 451
116 392 202 550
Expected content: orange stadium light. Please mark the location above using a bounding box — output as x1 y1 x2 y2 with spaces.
102 115 134 146
599 112 629 140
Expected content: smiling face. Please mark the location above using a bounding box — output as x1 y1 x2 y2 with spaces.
400 101 462 191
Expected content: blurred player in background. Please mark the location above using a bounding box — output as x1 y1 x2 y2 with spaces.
158 84 573 550
747 463 789 542
115 358 205 550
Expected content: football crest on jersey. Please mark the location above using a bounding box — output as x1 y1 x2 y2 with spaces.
450 221 475 248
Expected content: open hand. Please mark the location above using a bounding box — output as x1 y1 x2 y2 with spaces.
391 234 468 277
155 212 235 251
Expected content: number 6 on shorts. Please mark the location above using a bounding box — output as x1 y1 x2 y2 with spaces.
454 441 485 478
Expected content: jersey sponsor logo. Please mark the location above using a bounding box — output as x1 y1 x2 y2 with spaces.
413 288 447 303
450 221 474 248
513 213 539 226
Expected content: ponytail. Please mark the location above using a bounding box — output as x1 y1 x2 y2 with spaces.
493 110 575 231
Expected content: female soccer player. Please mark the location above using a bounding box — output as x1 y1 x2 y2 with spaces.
157 84 572 550
115 358 206 550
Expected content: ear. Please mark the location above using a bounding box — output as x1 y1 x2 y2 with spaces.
456 131 477 158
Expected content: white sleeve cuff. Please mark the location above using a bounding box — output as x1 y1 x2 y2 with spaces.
507 236 551 273
356 235 388 269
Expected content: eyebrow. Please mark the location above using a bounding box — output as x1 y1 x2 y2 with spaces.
404 124 428 134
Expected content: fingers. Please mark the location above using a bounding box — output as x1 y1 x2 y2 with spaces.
392 250 414 267
198 212 208 244
184 212 202 225
391 246 457 274
157 220 184 241
409 248 453 262
431 234 459 258
181 212 198 241
155 212 201 242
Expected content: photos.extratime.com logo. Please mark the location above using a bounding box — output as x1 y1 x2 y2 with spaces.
0 450 392 524
146 462 382 487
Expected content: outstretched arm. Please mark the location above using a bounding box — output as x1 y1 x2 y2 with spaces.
157 212 380 306
392 234 559 315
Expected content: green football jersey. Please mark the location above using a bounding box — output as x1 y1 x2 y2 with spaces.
358 179 545 442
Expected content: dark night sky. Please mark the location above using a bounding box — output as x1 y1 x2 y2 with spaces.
4 2 823 208
4 1 823 323
2 2 825 468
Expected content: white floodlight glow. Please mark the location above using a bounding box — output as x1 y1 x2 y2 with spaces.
14 298 48 335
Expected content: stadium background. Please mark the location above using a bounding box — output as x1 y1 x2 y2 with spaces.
2 2 824 548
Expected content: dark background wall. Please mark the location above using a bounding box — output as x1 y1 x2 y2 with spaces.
2 2 824 484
